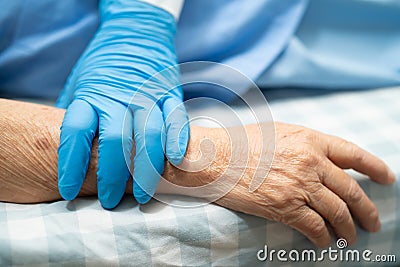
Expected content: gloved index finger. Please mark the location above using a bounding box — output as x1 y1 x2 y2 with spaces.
58 99 98 200
132 104 166 204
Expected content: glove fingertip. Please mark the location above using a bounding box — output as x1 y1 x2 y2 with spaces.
133 183 153 204
98 182 126 210
59 185 80 201
166 124 189 165
167 153 184 165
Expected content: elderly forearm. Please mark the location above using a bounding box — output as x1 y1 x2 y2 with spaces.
0 98 232 203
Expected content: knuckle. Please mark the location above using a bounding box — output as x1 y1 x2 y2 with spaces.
296 148 320 167
286 146 320 167
308 219 327 239
345 180 364 205
351 149 365 164
299 127 316 141
268 190 300 211
306 151 321 166
268 191 289 208
315 161 330 184
331 201 349 225
338 138 351 147
342 140 364 162
294 125 308 134
307 183 325 200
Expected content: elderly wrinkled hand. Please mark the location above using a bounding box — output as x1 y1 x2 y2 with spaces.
214 122 395 248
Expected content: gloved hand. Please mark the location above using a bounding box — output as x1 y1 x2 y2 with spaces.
56 0 189 209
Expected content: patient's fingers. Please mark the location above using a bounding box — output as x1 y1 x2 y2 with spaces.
319 133 395 184
307 184 357 245
289 206 331 248
319 160 381 233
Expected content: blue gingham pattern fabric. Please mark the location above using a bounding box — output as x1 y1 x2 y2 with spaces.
1 87 399 266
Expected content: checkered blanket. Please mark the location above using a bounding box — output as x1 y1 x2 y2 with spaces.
1 87 399 266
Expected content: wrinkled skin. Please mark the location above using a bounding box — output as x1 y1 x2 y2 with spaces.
212 123 395 247
0 99 396 248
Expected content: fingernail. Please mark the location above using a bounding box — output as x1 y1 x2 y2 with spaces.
388 169 396 183
99 183 125 210
135 190 152 204
59 185 79 201
374 220 381 232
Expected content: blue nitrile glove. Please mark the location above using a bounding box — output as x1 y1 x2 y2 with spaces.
56 0 189 209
